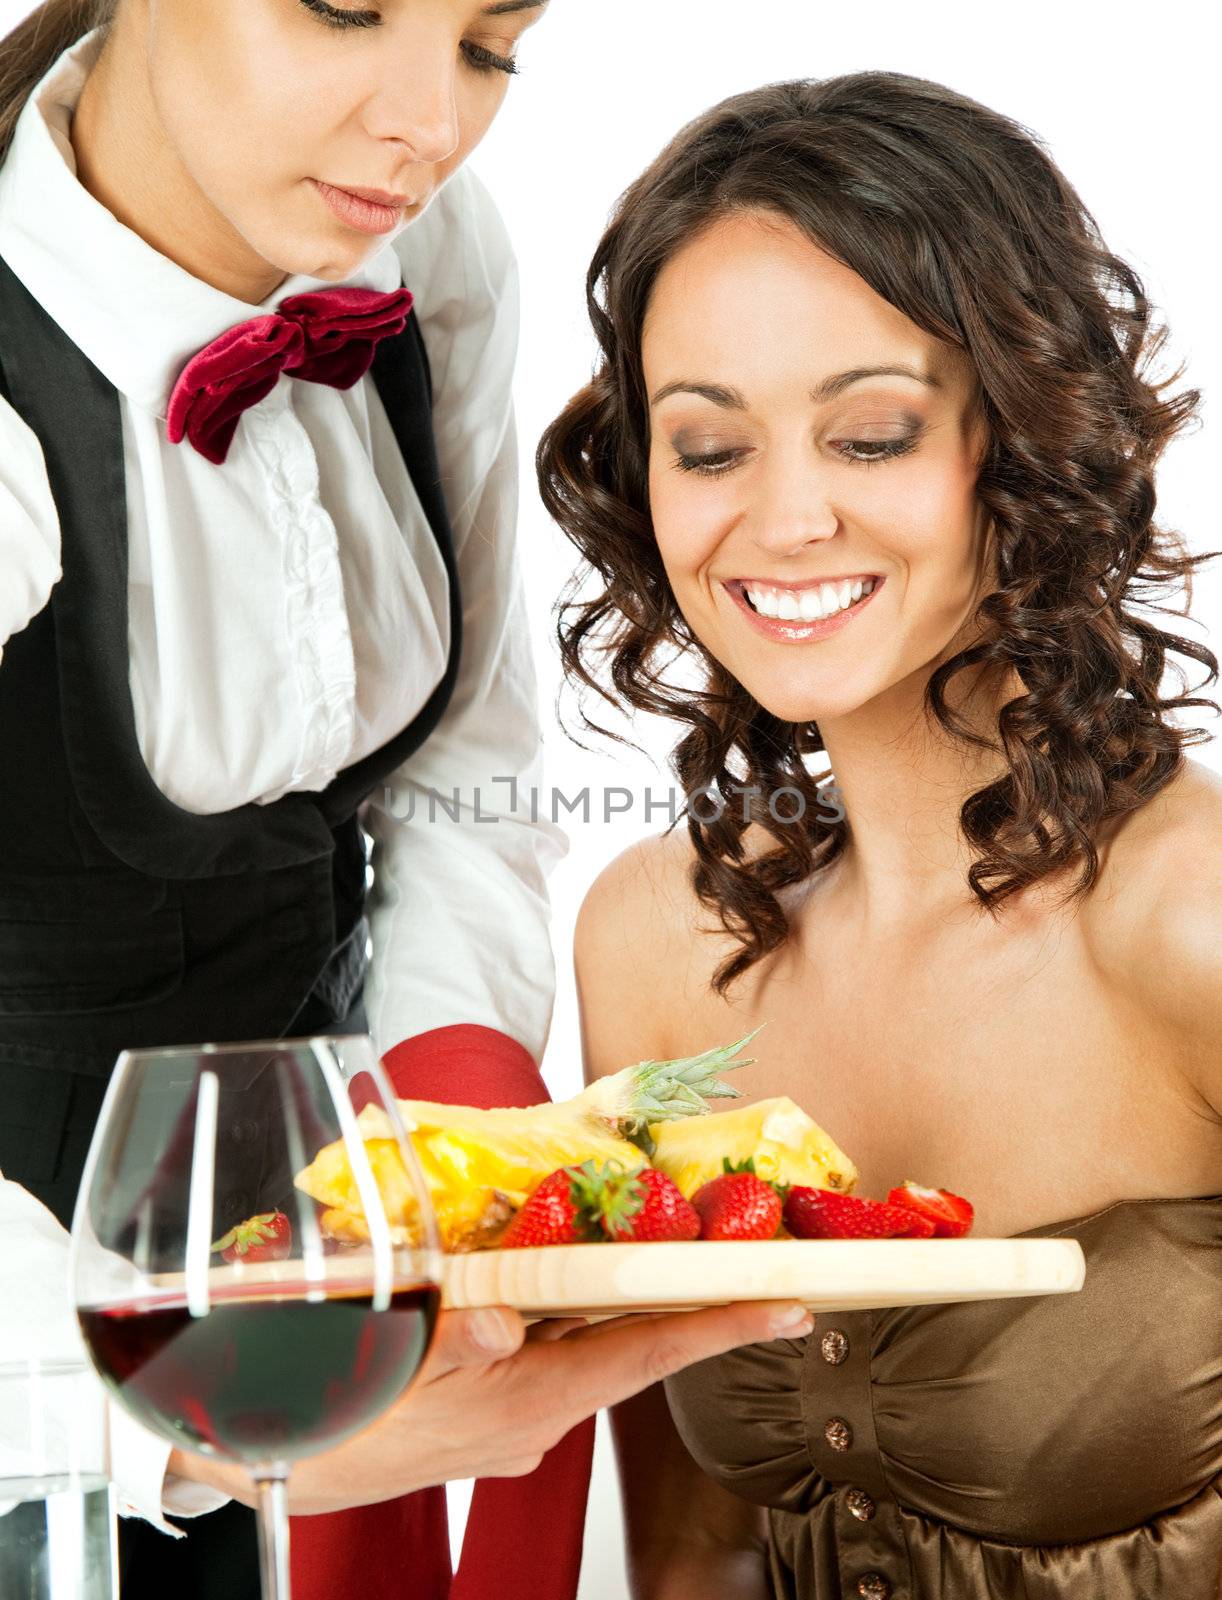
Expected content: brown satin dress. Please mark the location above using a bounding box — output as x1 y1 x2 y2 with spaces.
665 1195 1222 1600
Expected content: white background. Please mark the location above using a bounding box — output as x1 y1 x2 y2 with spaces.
2 2 1218 1592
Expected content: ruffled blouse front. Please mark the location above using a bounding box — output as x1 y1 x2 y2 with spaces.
665 1196 1222 1600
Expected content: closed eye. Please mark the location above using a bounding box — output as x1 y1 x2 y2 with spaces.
461 40 520 75
673 448 751 477
673 435 919 478
834 436 919 466
299 0 380 29
298 0 521 70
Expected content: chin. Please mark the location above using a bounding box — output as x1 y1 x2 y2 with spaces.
272 231 366 279
234 200 375 288
761 697 861 726
745 673 883 727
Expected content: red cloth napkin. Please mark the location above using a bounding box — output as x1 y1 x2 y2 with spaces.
289 1025 595 1600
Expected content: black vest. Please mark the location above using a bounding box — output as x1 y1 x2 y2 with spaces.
0 252 462 1079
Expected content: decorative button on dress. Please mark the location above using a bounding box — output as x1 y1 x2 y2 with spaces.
665 1196 1222 1599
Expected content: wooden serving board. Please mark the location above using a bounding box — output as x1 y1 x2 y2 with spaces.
441 1237 1086 1318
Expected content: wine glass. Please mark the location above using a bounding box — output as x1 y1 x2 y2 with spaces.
70 1036 441 1600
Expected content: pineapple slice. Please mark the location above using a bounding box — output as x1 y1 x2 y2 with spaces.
294 1033 756 1252
650 1096 857 1198
296 1133 425 1243
405 1106 645 1249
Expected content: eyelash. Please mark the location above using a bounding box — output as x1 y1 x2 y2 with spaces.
464 41 520 75
674 436 919 478
297 0 520 74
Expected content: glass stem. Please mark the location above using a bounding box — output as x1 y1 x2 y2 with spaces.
253 1465 292 1600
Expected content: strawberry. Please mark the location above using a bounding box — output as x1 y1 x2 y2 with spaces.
692 1162 783 1241
501 1163 702 1248
886 1182 974 1238
601 1168 701 1243
783 1188 936 1240
500 1162 609 1248
211 1210 292 1263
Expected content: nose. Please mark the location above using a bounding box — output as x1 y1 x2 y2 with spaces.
745 444 840 556
365 34 461 166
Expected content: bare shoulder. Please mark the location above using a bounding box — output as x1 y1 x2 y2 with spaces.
573 829 709 1029
573 826 750 1077
574 820 783 980
1088 757 1222 952
1085 758 1222 1098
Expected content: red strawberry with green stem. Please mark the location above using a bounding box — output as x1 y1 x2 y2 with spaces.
502 1162 701 1248
783 1188 936 1241
212 1210 293 1263
692 1159 784 1241
602 1168 701 1243
885 1182 974 1238
500 1162 610 1248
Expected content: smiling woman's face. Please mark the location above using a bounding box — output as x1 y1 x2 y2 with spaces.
642 209 992 726
145 0 546 281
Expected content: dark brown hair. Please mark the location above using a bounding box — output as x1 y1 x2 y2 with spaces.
537 74 1219 996
0 1 114 168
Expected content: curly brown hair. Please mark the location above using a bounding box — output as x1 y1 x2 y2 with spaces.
537 73 1220 997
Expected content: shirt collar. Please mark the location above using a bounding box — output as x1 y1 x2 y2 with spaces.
0 26 403 421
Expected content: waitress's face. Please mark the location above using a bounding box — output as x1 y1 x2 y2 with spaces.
642 209 992 727
144 0 546 281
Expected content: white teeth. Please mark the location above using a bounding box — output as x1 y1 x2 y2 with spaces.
743 579 876 622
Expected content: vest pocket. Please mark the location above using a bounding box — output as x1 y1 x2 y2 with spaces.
0 872 185 1016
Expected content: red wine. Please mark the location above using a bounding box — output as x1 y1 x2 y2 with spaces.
80 1281 439 1463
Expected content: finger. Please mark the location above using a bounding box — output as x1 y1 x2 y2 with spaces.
569 1310 671 1334
422 1307 527 1378
567 1300 810 1351
537 1300 814 1417
525 1317 590 1343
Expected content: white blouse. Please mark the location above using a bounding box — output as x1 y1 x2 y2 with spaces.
0 27 566 1066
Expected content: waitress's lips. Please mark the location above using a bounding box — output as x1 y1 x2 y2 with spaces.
310 179 419 236
327 183 416 207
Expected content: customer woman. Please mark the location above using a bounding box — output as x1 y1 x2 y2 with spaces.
541 75 1222 1598
0 6 812 1599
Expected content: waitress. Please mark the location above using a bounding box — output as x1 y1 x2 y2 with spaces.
0 2 810 1598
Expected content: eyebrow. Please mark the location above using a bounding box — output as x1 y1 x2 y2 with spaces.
481 0 547 13
649 364 939 410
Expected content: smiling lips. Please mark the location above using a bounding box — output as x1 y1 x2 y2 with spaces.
722 575 884 640
738 575 877 622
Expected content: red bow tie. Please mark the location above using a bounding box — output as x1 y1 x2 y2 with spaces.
166 284 413 464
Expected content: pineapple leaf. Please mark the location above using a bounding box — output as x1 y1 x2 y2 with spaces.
581 1027 764 1153
626 1027 763 1129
